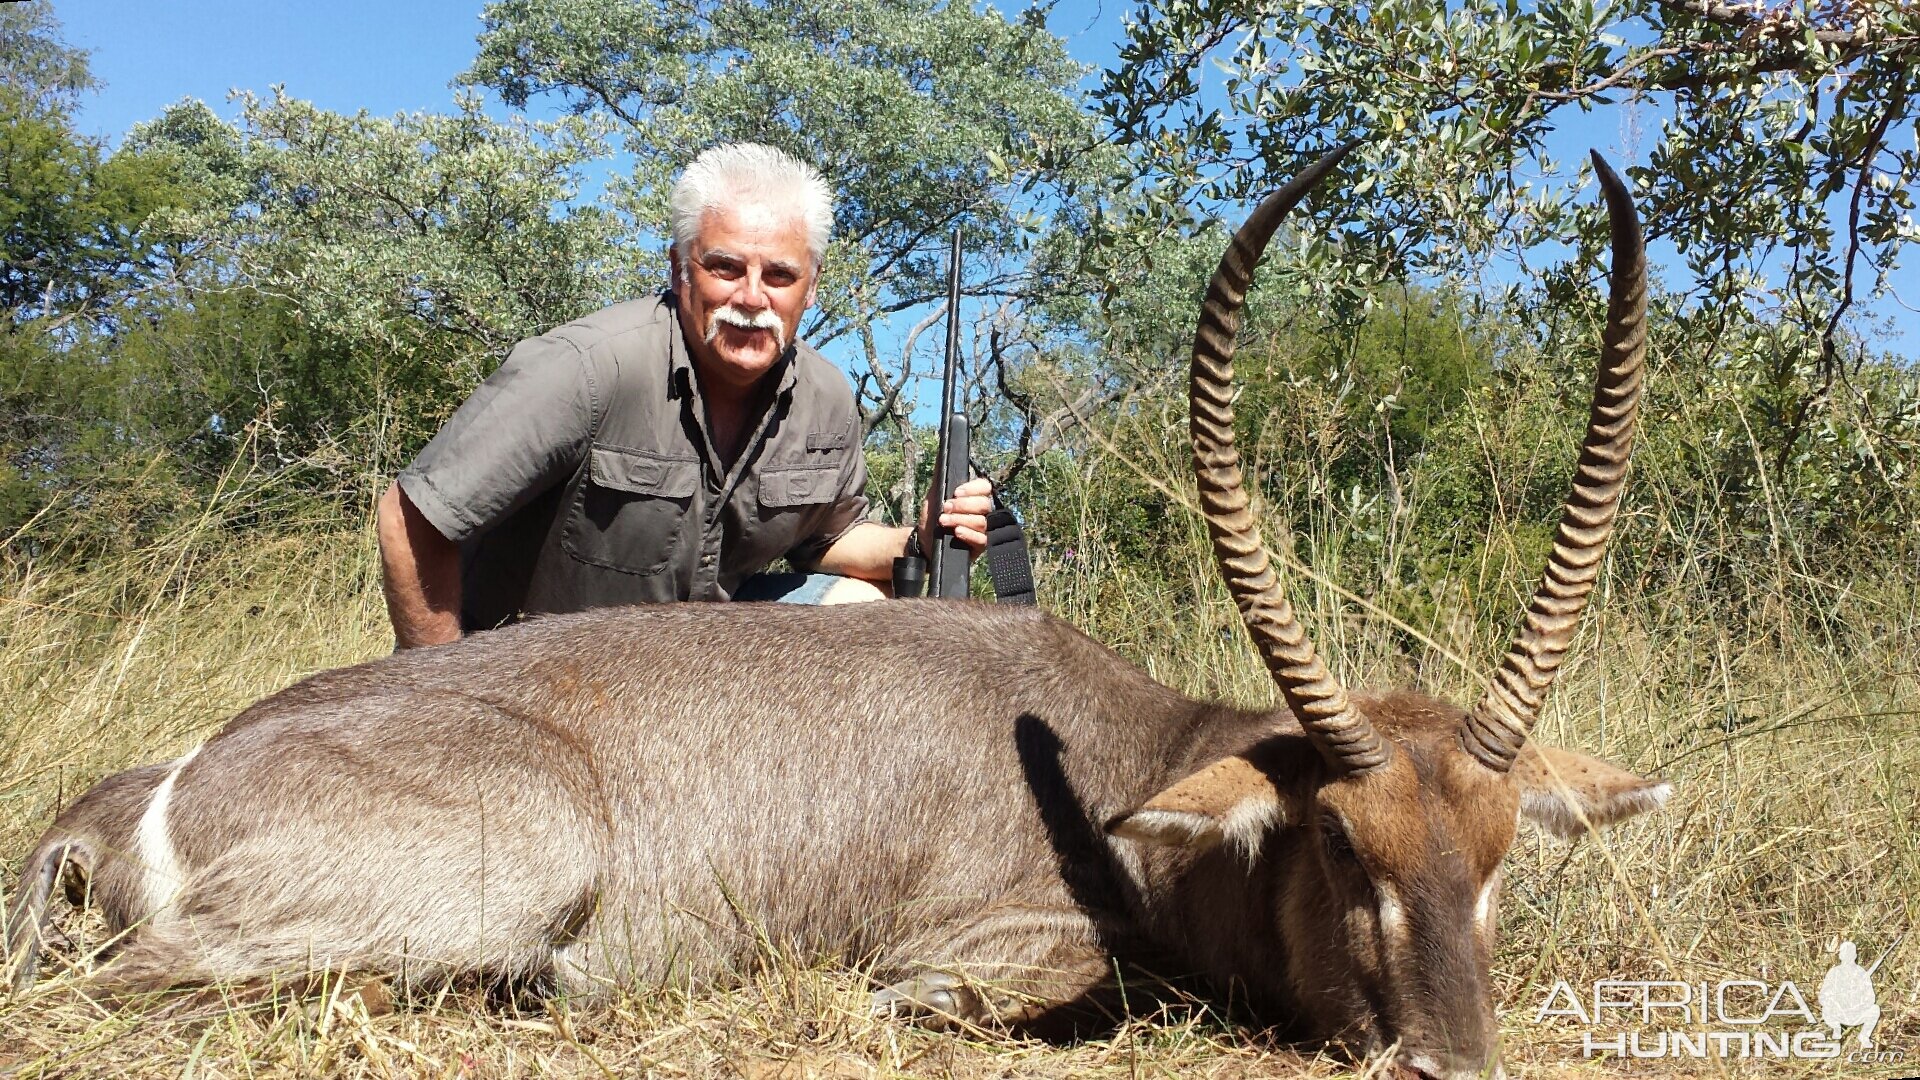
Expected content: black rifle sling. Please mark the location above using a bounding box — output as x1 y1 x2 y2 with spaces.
983 499 1035 605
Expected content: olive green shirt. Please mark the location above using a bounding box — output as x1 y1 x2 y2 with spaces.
398 293 869 630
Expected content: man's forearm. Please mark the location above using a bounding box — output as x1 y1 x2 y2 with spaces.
812 479 995 586
376 482 463 649
811 521 913 584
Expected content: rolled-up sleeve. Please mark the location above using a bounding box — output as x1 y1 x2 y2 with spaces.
397 334 596 543
786 415 870 569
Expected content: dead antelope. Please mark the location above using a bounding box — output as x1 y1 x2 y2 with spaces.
5 145 1665 1080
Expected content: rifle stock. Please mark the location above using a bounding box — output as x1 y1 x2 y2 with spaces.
928 413 969 598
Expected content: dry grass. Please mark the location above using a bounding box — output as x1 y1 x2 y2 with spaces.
1 966 1379 1079
1 465 1916 1077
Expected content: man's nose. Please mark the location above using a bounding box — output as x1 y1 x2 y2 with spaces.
735 267 769 309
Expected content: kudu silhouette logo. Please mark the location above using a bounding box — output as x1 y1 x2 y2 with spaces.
1818 940 1881 1049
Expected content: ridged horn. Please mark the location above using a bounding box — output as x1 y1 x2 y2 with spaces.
1460 152 1647 772
1191 139 1389 776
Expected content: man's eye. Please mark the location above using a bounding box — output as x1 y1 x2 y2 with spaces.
704 261 743 279
766 271 797 287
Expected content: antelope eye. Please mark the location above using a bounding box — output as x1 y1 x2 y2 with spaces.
1321 820 1358 863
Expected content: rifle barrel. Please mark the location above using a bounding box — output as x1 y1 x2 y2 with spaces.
937 229 961 450
929 228 969 597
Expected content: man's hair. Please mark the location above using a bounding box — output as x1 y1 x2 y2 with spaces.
669 143 834 272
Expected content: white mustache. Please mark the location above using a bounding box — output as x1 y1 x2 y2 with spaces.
707 305 786 351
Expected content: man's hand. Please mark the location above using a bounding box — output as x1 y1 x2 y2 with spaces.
920 476 994 559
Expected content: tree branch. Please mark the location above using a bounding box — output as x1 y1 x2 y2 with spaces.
1660 0 1903 49
1648 0 1920 89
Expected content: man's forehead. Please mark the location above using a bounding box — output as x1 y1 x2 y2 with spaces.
712 198 800 225
699 201 809 243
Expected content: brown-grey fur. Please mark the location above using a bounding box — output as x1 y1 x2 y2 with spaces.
0 601 1657 1059
10 604 1307 1003
5 763 169 984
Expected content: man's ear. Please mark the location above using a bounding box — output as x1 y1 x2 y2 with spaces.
1107 737 1313 856
1514 744 1671 840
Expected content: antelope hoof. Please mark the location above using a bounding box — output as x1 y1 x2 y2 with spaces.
870 971 979 1023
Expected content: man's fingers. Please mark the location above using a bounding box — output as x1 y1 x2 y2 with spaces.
941 480 993 511
937 476 992 555
939 512 989 550
949 477 992 499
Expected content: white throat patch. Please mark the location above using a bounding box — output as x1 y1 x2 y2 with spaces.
1474 876 1499 928
1377 881 1408 941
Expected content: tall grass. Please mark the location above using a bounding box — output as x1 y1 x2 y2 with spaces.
1 390 1915 1075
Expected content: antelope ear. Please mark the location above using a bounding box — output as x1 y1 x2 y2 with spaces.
1107 740 1310 856
1514 745 1671 840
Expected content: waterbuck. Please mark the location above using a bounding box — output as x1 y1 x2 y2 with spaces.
5 145 1666 1079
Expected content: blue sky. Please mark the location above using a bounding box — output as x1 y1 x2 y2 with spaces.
43 0 1919 357
55 1 501 139
52 0 1130 138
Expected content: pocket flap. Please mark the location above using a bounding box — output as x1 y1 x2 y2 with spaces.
589 446 698 498
759 465 839 507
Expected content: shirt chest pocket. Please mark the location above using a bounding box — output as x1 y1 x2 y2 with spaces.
741 462 838 564
758 463 840 510
563 445 699 576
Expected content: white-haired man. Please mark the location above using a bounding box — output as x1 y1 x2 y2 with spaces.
376 143 992 647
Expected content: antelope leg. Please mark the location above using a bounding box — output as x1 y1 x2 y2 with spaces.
870 969 977 1020
873 904 1116 1030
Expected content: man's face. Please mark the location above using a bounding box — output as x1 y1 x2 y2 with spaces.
672 203 817 402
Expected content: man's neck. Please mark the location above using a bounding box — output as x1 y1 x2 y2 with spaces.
696 365 778 472
704 392 751 469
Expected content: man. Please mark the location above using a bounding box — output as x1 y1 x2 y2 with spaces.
376 143 992 649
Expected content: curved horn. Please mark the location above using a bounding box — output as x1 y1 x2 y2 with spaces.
1190 139 1389 776
1461 152 1647 772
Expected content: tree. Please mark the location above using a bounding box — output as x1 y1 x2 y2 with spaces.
1100 0 1917 334
1 9 237 542
0 2 90 114
0 87 204 327
0 4 201 329
141 92 638 474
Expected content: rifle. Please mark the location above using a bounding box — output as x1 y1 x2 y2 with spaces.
892 229 972 600
890 231 1036 604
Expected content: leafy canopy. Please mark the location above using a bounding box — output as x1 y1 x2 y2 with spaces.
135 92 636 469
1101 0 1919 340
0 2 91 114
